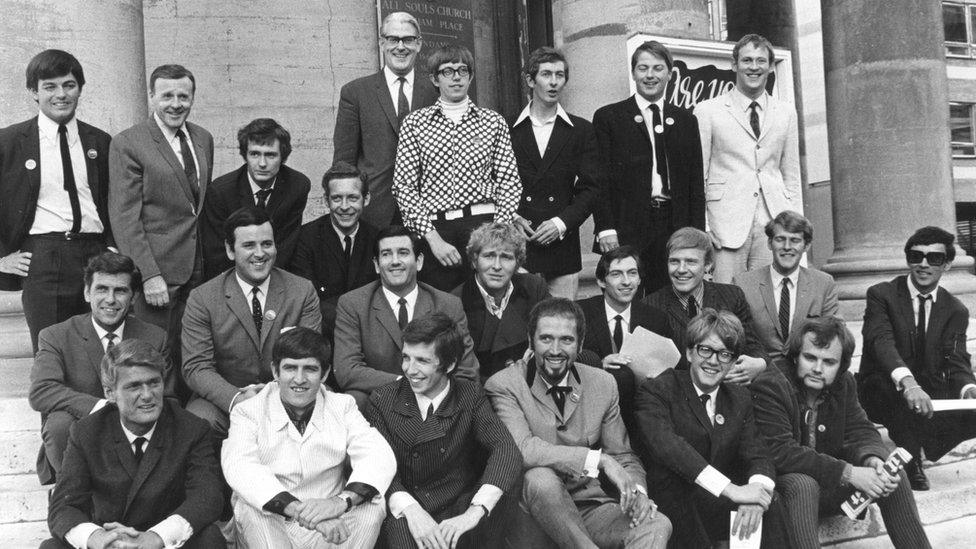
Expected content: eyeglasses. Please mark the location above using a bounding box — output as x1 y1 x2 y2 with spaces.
382 35 419 46
437 66 470 78
694 344 736 365
906 250 947 266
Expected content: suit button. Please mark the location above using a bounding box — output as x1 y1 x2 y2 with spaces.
818 424 826 432
439 447 446 453
753 192 758 197
548 196 554 202
756 169 761 174
319 286 326 292
526 196 532 202
756 144 760 149
413 452 420 458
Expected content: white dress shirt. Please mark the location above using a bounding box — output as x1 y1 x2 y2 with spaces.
770 266 799 331
153 113 200 181
384 66 415 116
248 173 276 205
236 273 270 312
604 301 632 352
382 285 419 323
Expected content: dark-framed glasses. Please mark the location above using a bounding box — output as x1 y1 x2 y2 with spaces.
906 250 947 266
694 344 736 365
437 66 470 78
382 35 419 46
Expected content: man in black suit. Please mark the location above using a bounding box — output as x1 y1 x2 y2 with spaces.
644 227 767 384
510 47 600 299
290 161 378 338
859 226 976 490
332 11 437 229
453 222 549 379
0 49 112 350
592 40 705 294
202 118 309 279
43 339 223 549
635 309 788 548
577 246 675 444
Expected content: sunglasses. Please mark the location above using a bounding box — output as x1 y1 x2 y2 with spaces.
906 250 947 266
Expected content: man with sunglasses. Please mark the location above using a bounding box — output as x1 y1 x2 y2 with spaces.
858 226 976 490
333 12 437 230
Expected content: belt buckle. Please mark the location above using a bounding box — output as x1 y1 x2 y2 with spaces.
64 231 74 241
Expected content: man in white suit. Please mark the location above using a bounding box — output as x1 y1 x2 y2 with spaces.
695 34 802 283
222 327 396 548
733 211 838 359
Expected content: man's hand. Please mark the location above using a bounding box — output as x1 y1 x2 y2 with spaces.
599 454 638 511
598 234 619 253
902 379 934 419
295 497 346 529
624 492 657 527
86 527 124 549
439 506 484 548
707 231 723 250
731 504 764 540
513 216 535 239
724 356 766 385
107 531 165 549
403 504 448 549
424 231 462 267
963 386 976 399
722 483 772 510
142 276 170 308
0 251 31 277
531 220 561 246
601 353 632 371
315 517 351 545
849 464 898 499
231 384 266 410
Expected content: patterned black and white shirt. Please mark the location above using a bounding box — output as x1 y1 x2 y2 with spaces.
392 100 522 237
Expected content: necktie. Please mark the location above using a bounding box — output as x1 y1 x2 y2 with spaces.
344 235 353 264
175 129 199 203
700 394 712 425
255 188 272 209
687 296 698 319
612 315 624 353
548 385 571 415
105 333 117 351
397 77 410 123
133 437 147 462
916 294 929 356
57 124 82 233
397 298 408 330
425 403 434 421
749 101 761 139
648 104 670 195
252 286 263 334
779 278 792 339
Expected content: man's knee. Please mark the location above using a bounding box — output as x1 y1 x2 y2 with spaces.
183 522 223 549
522 467 565 503
625 513 672 547
42 411 77 470
778 472 820 502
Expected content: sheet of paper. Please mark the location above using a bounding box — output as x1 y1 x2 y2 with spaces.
729 511 762 549
617 326 681 379
932 399 976 412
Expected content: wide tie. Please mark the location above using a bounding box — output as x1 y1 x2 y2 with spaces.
749 101 761 139
779 278 792 339
397 76 410 123
252 286 263 334
916 294 929 356
343 235 353 264
133 437 147 462
548 385 572 415
699 393 713 425
255 188 272 209
105 333 117 351
175 129 199 203
687 296 698 319
57 124 82 233
397 298 408 331
648 104 670 195
612 314 624 353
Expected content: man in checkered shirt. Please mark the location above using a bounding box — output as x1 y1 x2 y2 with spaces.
393 44 522 292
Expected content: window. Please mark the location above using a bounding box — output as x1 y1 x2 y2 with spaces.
951 103 976 157
944 2 976 57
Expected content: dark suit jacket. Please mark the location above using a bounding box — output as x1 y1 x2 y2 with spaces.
643 281 767 362
365 378 521 516
333 70 438 229
201 164 310 280
109 118 213 285
750 359 888 489
0 117 112 290
452 273 549 379
634 368 774 492
860 275 976 397
47 402 222 542
289 217 379 338
591 97 705 250
510 112 600 276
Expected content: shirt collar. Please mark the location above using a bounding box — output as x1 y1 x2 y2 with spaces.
907 277 939 303
692 382 720 402
674 283 706 309
120 419 157 444
331 220 359 241
92 317 125 342
633 93 666 116
248 172 276 195
382 284 419 314
604 300 631 326
769 266 799 290
538 368 571 390
730 86 768 112
414 381 451 418
235 272 271 300
38 112 78 144
474 277 514 317
513 102 573 127
384 66 415 88
152 112 188 142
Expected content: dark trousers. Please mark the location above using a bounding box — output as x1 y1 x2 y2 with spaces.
419 213 493 292
379 491 516 549
629 205 672 298
777 471 929 549
20 234 105 351
41 522 224 549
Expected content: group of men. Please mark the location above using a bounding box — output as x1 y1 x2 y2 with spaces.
3 8 975 549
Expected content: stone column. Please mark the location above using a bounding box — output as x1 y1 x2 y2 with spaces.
820 0 976 300
0 0 147 132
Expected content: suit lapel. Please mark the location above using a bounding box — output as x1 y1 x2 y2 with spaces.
758 270 781 339
792 268 814 332
759 97 776 144
188 124 210 206
371 285 402 344
593 303 614 356
510 121 542 174
111 418 138 481
390 380 424 445
538 117 571 175
223 273 261 351
528 364 563 419
261 270 285 348
560 367 583 423
679 371 713 432
460 279 487 344
895 278 916 348
373 73 399 133
147 119 196 207
415 383 455 445
236 169 253 208
22 119 42 213
625 97 653 146
724 95 756 141
79 316 107 384
124 410 168 513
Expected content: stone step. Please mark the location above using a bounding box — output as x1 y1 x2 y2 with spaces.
0 314 31 360
0 474 47 524
0 358 34 400
0 430 39 477
0 520 49 548
828 514 976 548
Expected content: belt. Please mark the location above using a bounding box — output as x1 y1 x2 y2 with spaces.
649 198 671 209
429 203 496 222
27 232 104 241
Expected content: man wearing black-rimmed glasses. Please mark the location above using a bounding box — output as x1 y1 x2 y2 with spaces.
858 226 976 490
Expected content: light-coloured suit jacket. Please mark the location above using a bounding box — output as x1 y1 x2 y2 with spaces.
109 117 213 285
182 268 321 411
696 91 801 249
733 266 839 359
222 384 396 510
484 358 646 502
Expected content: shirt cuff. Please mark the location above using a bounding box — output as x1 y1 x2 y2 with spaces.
584 449 601 478
90 399 108 414
148 514 193 548
890 368 913 387
470 484 504 514
551 217 567 239
65 522 101 549
596 229 617 240
748 475 775 491
962 384 976 398
389 491 420 519
344 482 379 502
695 465 732 498
263 491 300 518
840 463 854 487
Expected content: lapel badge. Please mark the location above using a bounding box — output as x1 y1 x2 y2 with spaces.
714 413 725 425
654 125 664 134
570 392 580 402
471 136 483 147
264 310 277 321
87 148 98 159
634 115 644 124
665 117 675 126
817 424 826 433
25 159 37 170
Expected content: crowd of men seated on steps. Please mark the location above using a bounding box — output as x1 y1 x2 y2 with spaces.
4 11 975 549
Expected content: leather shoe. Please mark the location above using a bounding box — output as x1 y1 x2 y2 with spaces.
906 459 929 491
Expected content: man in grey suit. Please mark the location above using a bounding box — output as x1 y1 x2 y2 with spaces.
109 64 214 366
29 251 172 484
332 11 437 229
333 225 479 408
733 211 838 359
182 206 321 436
485 298 671 548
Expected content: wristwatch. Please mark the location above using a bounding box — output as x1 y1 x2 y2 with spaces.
337 493 353 513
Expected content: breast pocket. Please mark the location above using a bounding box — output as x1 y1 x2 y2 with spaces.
705 181 727 201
